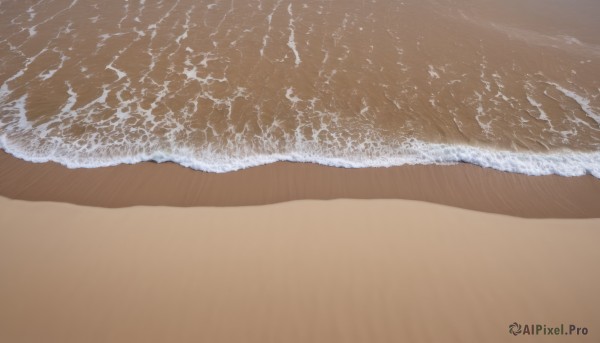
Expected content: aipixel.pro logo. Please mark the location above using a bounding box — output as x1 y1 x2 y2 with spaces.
509 322 588 336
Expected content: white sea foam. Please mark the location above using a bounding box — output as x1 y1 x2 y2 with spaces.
1 132 600 177
5 94 30 131
285 87 301 104
260 0 282 57
526 96 554 129
549 83 600 125
106 59 127 80
26 6 36 21
0 87 599 177
2 88 597 178
39 51 69 81
286 4 302 66
474 92 493 136
427 65 440 79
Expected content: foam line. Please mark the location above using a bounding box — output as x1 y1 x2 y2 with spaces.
549 83 600 125
287 4 301 66
1 133 599 177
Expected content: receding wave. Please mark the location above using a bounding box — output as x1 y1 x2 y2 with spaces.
1 0 599 176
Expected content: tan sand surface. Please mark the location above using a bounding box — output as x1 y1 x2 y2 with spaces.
0 197 599 343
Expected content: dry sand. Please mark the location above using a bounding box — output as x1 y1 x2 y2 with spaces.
0 196 599 343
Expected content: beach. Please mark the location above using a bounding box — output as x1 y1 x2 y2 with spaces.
2 0 600 341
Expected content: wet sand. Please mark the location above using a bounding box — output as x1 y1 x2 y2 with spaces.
0 197 599 343
1 151 600 218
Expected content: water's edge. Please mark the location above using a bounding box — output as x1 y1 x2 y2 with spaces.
2 137 598 177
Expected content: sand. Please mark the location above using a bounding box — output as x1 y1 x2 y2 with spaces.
1 151 600 218
0 196 599 343
1 150 599 341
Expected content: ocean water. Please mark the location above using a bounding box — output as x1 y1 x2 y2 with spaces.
1 0 599 175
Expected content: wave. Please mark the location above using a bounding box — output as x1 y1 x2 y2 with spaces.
1 133 599 177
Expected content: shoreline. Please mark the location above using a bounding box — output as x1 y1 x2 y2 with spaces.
1 150 599 218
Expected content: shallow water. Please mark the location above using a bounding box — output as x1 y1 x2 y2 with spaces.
1 0 599 175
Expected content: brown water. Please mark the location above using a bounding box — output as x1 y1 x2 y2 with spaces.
1 0 599 174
